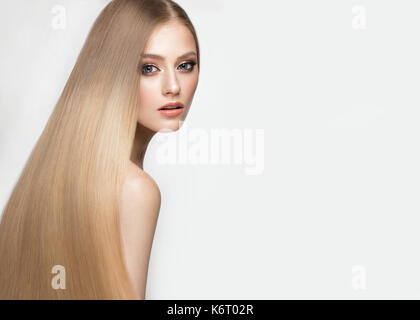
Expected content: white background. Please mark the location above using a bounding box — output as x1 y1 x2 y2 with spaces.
1 0 420 299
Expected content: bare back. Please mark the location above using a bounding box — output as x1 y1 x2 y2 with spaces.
119 161 161 299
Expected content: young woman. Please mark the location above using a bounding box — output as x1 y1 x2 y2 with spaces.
0 0 200 299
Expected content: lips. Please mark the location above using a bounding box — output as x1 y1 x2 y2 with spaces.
158 101 184 111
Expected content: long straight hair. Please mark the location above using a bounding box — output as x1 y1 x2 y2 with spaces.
0 0 200 299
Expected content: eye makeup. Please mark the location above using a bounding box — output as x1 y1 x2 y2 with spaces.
140 60 197 75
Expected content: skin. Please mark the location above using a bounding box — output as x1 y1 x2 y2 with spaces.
119 20 199 299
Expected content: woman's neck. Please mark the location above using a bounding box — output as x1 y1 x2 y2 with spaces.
130 123 155 170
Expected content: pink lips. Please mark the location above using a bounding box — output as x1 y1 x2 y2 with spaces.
158 101 184 117
159 108 184 116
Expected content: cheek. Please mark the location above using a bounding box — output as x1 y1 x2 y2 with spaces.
182 74 199 97
139 79 158 107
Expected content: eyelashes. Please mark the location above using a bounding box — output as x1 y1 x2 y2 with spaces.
140 61 197 75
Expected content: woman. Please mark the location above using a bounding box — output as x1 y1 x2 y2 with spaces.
0 0 200 299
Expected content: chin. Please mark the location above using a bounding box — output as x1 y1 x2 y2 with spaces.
157 118 185 132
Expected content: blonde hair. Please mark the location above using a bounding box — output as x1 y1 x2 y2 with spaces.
0 0 199 299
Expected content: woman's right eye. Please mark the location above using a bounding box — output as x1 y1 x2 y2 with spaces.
141 64 158 75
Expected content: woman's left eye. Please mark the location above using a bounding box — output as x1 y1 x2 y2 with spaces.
178 61 196 72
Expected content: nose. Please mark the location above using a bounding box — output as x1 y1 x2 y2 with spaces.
162 69 180 96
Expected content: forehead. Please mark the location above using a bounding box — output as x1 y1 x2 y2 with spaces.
143 21 196 57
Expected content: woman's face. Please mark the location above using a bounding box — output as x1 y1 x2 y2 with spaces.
138 20 199 132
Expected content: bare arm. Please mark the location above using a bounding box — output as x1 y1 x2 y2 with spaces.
119 168 161 299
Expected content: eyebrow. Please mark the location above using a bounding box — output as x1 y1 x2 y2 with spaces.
141 51 197 61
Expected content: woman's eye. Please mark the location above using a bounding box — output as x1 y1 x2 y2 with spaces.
141 61 197 75
178 61 196 72
141 64 158 75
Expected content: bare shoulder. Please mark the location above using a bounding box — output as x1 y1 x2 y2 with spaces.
121 161 161 217
120 161 161 299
